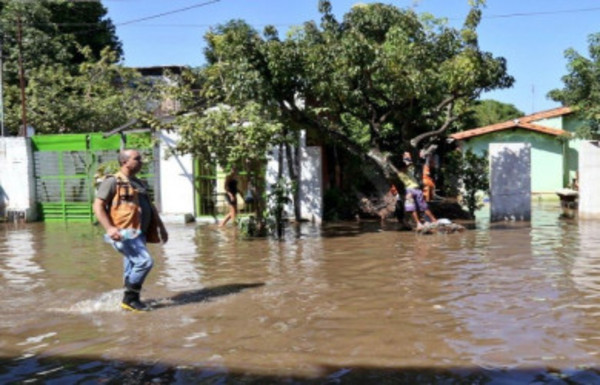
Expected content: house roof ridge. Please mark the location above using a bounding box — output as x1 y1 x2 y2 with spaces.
519 106 572 123
519 122 569 136
450 106 573 140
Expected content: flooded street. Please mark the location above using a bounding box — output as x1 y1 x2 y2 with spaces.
1 203 600 384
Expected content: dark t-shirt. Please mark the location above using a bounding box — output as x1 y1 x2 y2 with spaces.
226 178 238 195
96 176 153 234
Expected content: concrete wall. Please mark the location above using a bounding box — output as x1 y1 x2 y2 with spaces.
0 137 37 222
0 132 323 225
158 131 196 223
579 140 600 219
300 146 323 224
489 142 531 222
266 131 323 224
464 129 563 194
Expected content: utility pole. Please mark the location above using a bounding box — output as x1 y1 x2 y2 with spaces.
0 35 4 137
17 13 27 137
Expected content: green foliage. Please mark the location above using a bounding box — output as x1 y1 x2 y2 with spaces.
171 102 284 169
441 149 489 218
126 133 155 150
5 48 156 134
1 1 70 85
0 0 120 85
458 99 523 130
96 160 119 175
172 1 513 223
265 177 293 239
45 0 122 63
323 186 358 221
93 159 119 189
549 32 600 138
238 216 268 237
0 0 129 135
297 2 513 173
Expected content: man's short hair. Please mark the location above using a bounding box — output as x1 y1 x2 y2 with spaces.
118 150 131 165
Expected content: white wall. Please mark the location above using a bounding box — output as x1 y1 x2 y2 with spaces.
158 131 196 221
489 142 531 222
0 137 37 221
579 140 600 219
266 131 323 224
300 146 323 224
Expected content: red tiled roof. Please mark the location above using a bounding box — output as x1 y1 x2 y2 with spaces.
450 106 573 141
520 106 573 123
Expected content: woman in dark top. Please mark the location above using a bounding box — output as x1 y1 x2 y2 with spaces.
219 167 239 227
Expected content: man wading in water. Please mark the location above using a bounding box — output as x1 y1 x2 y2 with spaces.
93 149 168 311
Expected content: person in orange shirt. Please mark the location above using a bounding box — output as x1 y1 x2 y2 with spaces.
422 155 436 202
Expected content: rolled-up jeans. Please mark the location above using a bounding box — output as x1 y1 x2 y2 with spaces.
104 234 154 287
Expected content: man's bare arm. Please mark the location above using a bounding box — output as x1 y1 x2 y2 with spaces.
93 198 121 240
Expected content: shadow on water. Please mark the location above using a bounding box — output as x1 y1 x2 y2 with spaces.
2 206 598 384
147 283 265 310
0 357 599 385
319 220 408 238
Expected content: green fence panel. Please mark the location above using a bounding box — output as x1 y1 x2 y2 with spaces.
32 133 154 222
31 134 88 152
89 133 121 150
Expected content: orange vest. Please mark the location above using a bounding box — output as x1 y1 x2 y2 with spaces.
109 171 160 243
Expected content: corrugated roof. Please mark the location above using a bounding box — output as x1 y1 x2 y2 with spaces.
450 106 573 140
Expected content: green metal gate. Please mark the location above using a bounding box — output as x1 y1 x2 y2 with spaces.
32 133 155 222
194 158 217 217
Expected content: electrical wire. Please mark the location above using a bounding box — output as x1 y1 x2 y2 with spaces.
4 3 600 30
114 0 221 27
484 6 600 19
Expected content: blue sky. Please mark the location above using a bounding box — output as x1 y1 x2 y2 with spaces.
104 0 600 115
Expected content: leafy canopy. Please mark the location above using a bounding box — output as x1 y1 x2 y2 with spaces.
549 32 600 137
0 0 127 134
8 48 157 134
458 99 523 131
0 0 121 84
171 1 514 189
289 1 513 174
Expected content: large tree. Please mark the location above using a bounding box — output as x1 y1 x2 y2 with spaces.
171 1 514 215
549 32 600 138
0 0 123 135
0 0 121 83
296 1 513 180
170 19 307 220
4 48 156 134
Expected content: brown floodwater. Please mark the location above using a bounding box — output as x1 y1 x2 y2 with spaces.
0 203 599 384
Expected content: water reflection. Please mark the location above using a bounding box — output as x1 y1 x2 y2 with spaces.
0 225 43 288
1 207 600 383
156 224 204 291
572 219 600 299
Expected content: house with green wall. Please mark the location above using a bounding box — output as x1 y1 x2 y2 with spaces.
450 106 585 197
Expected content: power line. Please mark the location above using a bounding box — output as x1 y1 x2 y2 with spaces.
54 0 221 37
115 0 221 27
484 6 600 19
4 3 600 30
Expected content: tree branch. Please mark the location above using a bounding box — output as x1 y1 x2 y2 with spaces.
409 102 459 148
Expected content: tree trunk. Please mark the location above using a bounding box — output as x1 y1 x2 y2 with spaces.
284 141 302 222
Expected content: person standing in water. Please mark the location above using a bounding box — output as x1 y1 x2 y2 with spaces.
219 167 239 227
398 152 437 230
93 149 168 311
